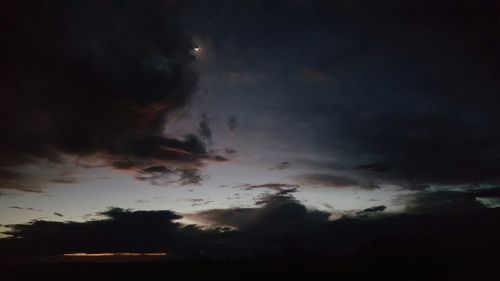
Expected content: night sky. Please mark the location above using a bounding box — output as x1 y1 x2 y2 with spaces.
1 0 500 264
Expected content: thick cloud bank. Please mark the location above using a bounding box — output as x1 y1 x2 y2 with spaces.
1 192 499 260
0 1 206 191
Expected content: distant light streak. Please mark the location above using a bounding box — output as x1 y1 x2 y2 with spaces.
160 146 193 156
63 252 166 257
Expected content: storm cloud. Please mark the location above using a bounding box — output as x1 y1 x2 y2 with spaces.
0 1 202 191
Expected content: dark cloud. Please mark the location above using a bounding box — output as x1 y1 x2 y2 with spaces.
135 166 205 186
295 173 378 190
190 193 327 230
98 134 212 186
236 183 299 193
191 201 213 207
355 163 391 174
361 205 386 213
178 169 205 185
8 207 42 212
134 166 176 186
0 179 42 195
50 177 79 184
301 0 500 186
0 169 20 181
0 169 42 194
0 1 200 191
251 187 299 205
270 161 291 171
180 198 205 203
198 114 212 144
357 205 386 216
122 135 207 164
5 186 42 194
226 115 237 132
53 212 64 217
1 207 186 256
474 188 500 198
178 198 213 207
212 155 229 162
396 189 495 215
3 194 500 261
177 194 500 259
188 0 500 188
402 183 431 191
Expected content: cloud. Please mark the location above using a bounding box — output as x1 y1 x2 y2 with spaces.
475 188 500 198
119 135 207 164
1 207 185 256
178 198 213 207
187 193 328 230
50 177 79 184
191 201 213 207
134 166 206 186
344 112 500 185
294 173 378 190
357 205 386 216
0 169 20 181
2 191 500 260
8 207 42 212
134 166 176 186
355 163 391 173
227 115 237 132
236 183 299 193
178 169 205 185
0 181 42 195
187 0 500 189
401 183 431 191
0 1 200 191
303 1 500 187
211 155 229 162
270 161 291 171
198 114 212 144
0 169 42 194
395 189 495 215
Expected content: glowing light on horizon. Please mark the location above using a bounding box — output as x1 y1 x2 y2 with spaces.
63 252 167 257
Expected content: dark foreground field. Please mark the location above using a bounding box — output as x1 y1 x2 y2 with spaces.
2 255 496 281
